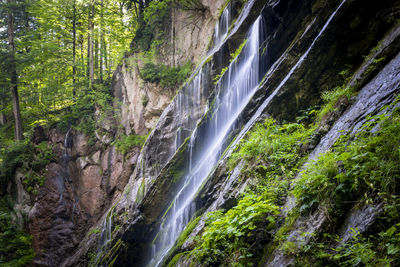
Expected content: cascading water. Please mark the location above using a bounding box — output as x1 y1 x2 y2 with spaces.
174 69 205 151
148 15 265 267
173 0 232 153
96 210 113 264
214 2 231 47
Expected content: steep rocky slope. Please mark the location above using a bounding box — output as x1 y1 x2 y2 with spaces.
6 1 228 266
7 0 400 266
79 0 400 266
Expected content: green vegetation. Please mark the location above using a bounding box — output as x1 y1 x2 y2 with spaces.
140 61 192 88
185 75 400 266
0 140 55 196
294 107 400 215
230 39 247 61
88 228 101 236
192 195 280 265
317 85 354 122
135 178 146 204
190 117 315 265
167 252 186 267
0 198 35 266
214 66 228 84
113 133 147 155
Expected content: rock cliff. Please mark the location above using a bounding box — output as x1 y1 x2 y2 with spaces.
8 0 400 266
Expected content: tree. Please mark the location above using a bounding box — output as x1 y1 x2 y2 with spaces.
7 0 23 140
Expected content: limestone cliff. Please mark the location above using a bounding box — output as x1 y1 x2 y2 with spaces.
8 0 400 266
81 0 400 266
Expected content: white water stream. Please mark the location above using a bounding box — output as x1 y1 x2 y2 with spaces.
148 14 264 267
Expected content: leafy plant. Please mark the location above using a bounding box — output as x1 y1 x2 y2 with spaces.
0 140 54 196
113 133 147 155
293 106 400 215
192 194 280 265
140 61 192 88
0 199 35 266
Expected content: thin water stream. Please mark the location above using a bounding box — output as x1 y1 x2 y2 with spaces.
148 14 265 267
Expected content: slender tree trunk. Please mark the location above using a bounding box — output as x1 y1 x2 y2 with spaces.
99 0 104 82
88 2 95 88
0 86 6 125
7 0 23 141
108 40 112 81
95 37 99 79
72 0 77 96
138 0 144 23
80 34 84 79
104 38 108 81
87 3 91 79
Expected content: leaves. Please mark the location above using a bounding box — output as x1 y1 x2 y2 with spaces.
192 194 280 265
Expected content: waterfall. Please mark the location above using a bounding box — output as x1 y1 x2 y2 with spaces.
174 69 204 151
148 15 265 267
173 1 233 152
238 0 348 137
95 209 113 266
214 2 231 47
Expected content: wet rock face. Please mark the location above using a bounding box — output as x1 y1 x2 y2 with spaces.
26 128 138 266
29 163 89 266
111 0 224 137
32 126 46 144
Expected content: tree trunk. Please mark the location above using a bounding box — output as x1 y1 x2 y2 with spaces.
100 0 104 82
72 0 77 96
7 0 23 141
95 37 99 79
89 2 95 88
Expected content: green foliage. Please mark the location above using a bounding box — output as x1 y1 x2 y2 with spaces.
230 39 247 61
167 252 186 267
134 0 172 51
135 178 145 204
317 85 354 122
0 199 35 266
297 225 400 266
213 66 228 84
229 119 312 175
293 107 400 215
113 133 147 155
192 194 280 265
140 61 192 88
88 228 101 236
0 140 54 195
55 84 115 145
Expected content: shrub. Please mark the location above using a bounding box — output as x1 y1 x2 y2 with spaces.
0 199 35 266
293 106 400 215
140 61 192 88
113 134 147 155
0 140 54 196
192 194 280 265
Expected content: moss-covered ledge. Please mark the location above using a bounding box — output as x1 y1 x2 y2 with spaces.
139 137 191 225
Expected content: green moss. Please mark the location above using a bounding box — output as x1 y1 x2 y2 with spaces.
213 66 228 84
0 198 35 266
113 133 147 155
167 252 186 267
140 61 193 88
96 239 123 267
163 216 201 267
230 39 247 61
176 216 201 248
136 178 146 204
88 227 101 236
217 0 231 19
